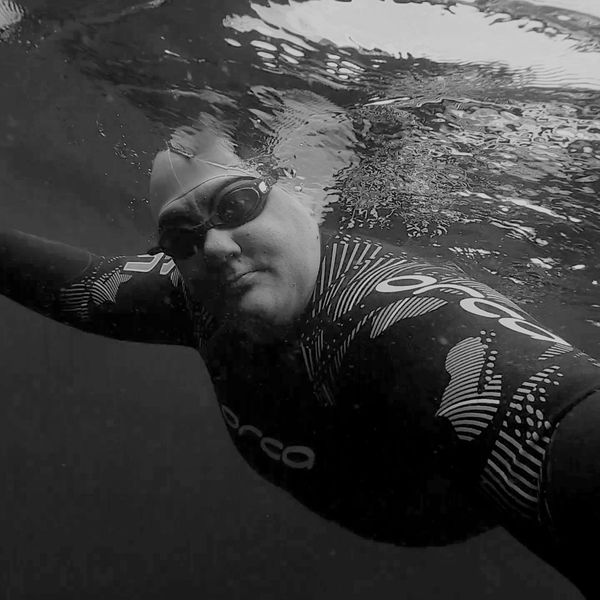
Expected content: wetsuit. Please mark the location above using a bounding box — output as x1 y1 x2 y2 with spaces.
1 229 599 585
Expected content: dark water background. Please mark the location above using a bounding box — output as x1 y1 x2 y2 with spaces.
1 0 599 597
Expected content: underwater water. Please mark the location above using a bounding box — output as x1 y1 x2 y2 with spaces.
0 0 599 597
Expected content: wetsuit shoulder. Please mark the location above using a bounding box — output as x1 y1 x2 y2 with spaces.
59 250 194 345
303 232 600 551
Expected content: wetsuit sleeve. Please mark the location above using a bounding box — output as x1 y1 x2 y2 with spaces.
362 266 600 588
542 390 600 596
0 229 193 345
308 239 600 580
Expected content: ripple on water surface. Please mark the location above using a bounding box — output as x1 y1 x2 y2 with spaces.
1 0 599 349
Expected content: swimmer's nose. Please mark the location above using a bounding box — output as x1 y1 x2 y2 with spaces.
202 227 241 267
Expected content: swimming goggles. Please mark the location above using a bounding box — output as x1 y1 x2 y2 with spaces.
150 178 271 260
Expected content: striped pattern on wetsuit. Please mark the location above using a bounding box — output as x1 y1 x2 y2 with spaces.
296 233 600 531
49 231 600 542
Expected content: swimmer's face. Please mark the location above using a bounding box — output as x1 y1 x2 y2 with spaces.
170 184 321 328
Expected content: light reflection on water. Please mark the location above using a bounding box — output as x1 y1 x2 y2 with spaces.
218 0 600 349
226 0 600 89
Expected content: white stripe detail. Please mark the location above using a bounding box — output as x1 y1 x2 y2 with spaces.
369 297 447 338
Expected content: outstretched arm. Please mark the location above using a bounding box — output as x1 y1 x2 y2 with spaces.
0 229 194 346
354 254 600 595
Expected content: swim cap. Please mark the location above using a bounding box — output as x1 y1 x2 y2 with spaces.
149 126 258 222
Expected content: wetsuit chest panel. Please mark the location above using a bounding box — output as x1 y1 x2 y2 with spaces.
198 232 600 547
204 332 414 519
205 325 493 546
207 336 327 483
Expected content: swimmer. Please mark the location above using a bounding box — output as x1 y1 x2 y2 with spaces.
1 130 599 597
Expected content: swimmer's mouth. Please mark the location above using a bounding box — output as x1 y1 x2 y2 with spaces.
224 270 260 291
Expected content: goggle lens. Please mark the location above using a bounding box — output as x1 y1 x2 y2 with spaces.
213 185 264 227
155 179 270 260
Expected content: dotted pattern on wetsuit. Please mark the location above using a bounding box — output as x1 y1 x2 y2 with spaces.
481 365 561 519
50 235 600 534
299 233 598 528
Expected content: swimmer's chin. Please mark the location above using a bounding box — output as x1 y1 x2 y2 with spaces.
217 295 288 330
